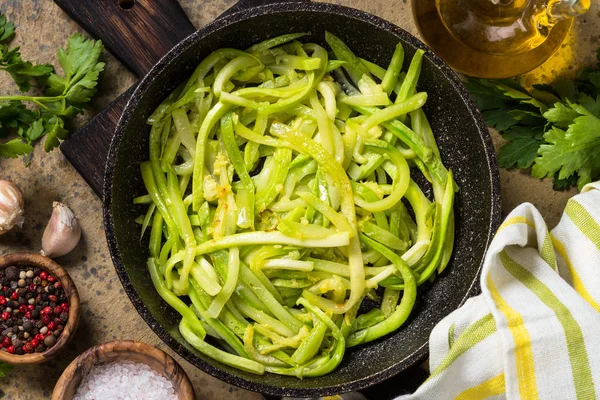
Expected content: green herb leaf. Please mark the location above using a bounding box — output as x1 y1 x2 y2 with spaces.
507 109 545 125
543 102 580 128
467 48 600 191
0 12 104 161
0 14 15 42
590 72 600 89
0 137 33 158
466 79 545 131
553 79 578 102
465 79 512 111
0 362 13 378
497 136 542 170
552 172 579 191
482 108 520 131
532 115 600 189
501 124 545 141
497 125 545 169
578 94 600 119
0 101 36 136
43 116 68 152
47 33 104 106
530 84 561 105
0 45 53 92
24 117 45 142
493 80 548 112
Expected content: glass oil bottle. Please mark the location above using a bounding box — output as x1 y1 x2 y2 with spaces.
412 0 591 78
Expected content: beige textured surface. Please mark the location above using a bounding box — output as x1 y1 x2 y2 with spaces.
0 0 598 398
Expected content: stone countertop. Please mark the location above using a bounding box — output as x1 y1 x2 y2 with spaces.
0 0 598 399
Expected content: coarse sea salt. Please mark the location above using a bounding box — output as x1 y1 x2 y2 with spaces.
73 360 178 400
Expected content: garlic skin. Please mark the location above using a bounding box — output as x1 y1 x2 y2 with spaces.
41 202 81 258
0 180 25 236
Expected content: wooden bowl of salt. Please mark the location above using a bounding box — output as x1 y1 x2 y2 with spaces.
52 340 195 400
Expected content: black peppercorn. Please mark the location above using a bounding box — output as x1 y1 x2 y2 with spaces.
1 265 69 355
22 321 33 331
4 266 18 281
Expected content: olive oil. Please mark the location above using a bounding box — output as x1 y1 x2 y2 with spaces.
412 0 590 78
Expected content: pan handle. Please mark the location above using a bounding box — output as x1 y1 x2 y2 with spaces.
56 0 305 197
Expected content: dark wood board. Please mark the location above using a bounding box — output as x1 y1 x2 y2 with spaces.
55 0 196 196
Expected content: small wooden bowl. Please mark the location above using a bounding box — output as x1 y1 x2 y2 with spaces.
52 340 195 400
0 252 80 364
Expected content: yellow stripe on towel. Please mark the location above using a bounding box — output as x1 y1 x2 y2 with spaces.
487 274 539 400
455 373 506 400
497 216 535 233
551 234 600 313
500 251 596 400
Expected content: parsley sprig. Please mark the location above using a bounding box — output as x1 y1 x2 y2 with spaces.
0 361 12 378
466 48 600 190
0 12 104 161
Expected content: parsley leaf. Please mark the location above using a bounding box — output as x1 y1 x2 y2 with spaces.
543 102 580 128
497 137 542 170
23 117 45 143
497 125 544 169
466 79 546 131
46 33 105 104
0 101 36 136
552 173 579 191
0 362 12 378
467 46 600 191
578 94 600 119
0 12 53 92
0 14 15 42
0 45 53 92
532 115 600 189
0 12 104 161
43 116 68 152
0 137 33 158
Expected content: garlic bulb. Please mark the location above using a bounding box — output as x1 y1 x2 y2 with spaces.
41 202 81 258
0 180 25 235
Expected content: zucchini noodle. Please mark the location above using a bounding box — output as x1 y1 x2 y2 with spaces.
137 32 456 376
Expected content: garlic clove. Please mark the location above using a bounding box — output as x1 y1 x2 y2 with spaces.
41 201 81 258
0 180 25 236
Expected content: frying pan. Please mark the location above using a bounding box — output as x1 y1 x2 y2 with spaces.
54 0 501 396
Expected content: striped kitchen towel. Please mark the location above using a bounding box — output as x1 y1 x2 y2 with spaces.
399 181 600 400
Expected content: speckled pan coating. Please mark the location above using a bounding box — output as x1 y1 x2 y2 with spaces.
103 2 501 397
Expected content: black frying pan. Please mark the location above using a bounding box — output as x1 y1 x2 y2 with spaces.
55 0 501 396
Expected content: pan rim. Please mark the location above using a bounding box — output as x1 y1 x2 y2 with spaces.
103 1 501 396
